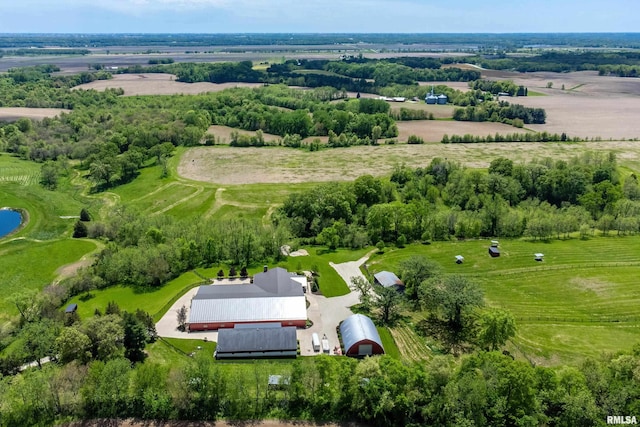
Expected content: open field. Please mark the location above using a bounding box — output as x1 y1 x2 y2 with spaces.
390 102 455 119
178 140 640 185
367 237 640 365
479 70 640 140
0 239 97 323
74 73 264 96
207 124 281 144
66 271 204 321
0 107 69 122
397 119 518 142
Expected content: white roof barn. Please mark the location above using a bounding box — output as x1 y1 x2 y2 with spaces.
188 267 307 331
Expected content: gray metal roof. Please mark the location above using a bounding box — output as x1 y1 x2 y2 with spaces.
374 271 403 288
189 295 307 324
339 314 383 353
193 267 303 300
216 326 297 353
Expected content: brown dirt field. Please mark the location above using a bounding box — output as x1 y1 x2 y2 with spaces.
397 120 516 142
0 107 69 121
418 81 471 92
73 74 264 96
178 140 640 185
445 69 640 140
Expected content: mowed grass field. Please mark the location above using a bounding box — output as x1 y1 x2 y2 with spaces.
0 154 102 324
368 237 640 364
66 271 204 321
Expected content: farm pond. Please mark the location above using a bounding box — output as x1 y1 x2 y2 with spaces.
0 208 22 238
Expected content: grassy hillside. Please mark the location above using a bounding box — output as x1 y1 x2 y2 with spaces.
368 237 640 364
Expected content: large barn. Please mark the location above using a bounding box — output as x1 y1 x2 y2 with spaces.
339 314 385 357
188 267 307 331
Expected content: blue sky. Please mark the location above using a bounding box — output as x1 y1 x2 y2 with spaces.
0 0 638 33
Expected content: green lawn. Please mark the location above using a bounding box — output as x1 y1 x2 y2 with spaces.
146 337 217 366
377 327 401 359
67 271 204 320
369 237 640 364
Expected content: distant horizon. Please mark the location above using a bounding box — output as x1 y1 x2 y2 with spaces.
1 0 638 34
2 32 640 35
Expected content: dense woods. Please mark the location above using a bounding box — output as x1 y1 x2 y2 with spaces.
2 348 640 427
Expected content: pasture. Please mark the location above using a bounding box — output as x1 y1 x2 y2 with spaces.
367 237 640 364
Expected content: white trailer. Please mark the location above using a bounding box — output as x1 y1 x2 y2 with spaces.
321 335 330 354
312 333 321 352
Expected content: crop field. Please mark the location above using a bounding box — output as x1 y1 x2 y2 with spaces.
367 237 640 364
74 73 264 96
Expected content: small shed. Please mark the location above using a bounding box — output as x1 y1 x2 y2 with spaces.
489 246 500 257
490 240 499 247
65 303 78 314
455 255 464 264
268 375 290 389
339 314 385 357
373 271 404 291
534 253 544 262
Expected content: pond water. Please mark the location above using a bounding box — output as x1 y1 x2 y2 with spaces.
0 209 22 238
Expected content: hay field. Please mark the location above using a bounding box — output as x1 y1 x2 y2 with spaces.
207 124 281 144
0 107 69 122
74 73 263 96
178 140 640 185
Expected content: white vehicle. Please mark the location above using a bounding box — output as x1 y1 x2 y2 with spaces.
312 333 321 352
321 334 330 354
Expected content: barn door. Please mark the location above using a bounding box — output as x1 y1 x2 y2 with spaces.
358 344 373 356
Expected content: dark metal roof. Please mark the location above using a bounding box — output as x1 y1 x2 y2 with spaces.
65 303 78 313
193 267 303 300
339 314 384 353
216 326 297 353
374 271 404 288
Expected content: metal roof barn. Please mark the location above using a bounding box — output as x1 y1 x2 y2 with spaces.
373 271 404 290
215 326 297 359
339 314 385 357
188 267 307 331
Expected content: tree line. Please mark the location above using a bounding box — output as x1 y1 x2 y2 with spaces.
442 131 577 143
2 347 640 426
276 153 640 246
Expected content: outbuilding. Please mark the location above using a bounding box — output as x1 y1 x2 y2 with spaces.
535 253 544 261
214 325 298 359
455 255 464 264
489 246 500 257
373 271 404 291
65 303 78 314
339 314 385 357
